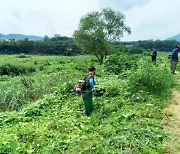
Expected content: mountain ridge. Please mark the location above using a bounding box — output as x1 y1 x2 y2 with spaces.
0 33 43 40
1 33 180 42
166 33 180 42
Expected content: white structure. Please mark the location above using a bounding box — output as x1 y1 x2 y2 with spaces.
0 38 10 42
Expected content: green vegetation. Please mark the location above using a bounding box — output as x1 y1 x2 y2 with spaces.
0 52 175 153
0 35 81 56
73 8 131 64
0 7 178 153
0 55 92 110
174 63 180 90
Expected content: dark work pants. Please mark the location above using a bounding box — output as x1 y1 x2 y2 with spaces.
82 91 93 115
152 55 156 62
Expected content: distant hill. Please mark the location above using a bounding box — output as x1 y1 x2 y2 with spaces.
166 34 180 42
0 33 43 40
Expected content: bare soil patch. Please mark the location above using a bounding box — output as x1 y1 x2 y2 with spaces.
163 89 180 153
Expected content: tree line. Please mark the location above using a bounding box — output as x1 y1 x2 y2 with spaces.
0 35 179 56
120 39 179 53
0 35 81 56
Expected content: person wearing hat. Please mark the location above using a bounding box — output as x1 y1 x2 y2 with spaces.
170 45 180 74
81 66 96 116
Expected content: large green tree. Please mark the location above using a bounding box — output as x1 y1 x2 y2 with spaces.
73 8 131 64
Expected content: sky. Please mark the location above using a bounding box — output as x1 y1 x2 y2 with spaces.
0 0 180 41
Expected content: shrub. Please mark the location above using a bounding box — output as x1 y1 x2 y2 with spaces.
103 54 139 74
0 64 36 76
128 48 143 54
16 54 30 58
0 75 10 81
129 61 173 95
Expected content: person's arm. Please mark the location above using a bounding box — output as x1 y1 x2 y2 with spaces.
89 77 94 90
175 50 178 61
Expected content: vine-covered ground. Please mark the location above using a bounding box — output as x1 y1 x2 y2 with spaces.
0 53 176 153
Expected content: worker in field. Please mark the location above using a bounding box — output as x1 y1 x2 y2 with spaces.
151 49 157 62
170 45 180 74
81 66 96 116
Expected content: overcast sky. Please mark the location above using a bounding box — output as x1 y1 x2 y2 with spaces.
0 0 179 41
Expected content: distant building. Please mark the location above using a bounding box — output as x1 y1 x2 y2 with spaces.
0 38 10 42
15 38 24 41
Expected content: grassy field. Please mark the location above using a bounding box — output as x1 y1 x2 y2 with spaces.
0 52 176 153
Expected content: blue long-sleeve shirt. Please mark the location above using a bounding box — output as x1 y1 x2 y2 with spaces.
89 77 94 90
171 48 179 60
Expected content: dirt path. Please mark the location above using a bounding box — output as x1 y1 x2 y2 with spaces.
163 72 180 153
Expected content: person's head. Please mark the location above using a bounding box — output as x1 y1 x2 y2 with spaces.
88 66 96 76
175 45 180 50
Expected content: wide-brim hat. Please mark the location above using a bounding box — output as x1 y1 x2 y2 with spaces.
176 45 180 49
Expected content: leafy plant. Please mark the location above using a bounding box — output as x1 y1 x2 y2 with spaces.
129 60 174 95
0 63 36 76
103 53 139 74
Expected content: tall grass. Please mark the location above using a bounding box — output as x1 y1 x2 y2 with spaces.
0 55 97 110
